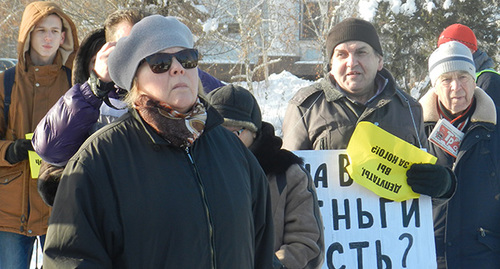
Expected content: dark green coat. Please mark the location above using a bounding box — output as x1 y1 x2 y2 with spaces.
43 105 275 269
282 69 427 151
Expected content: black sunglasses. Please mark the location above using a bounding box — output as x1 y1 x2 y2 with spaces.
142 48 199 74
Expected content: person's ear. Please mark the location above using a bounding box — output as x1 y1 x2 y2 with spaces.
377 55 384 71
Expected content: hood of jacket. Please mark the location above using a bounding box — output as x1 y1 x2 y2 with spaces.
473 49 495 71
250 121 303 176
419 87 496 125
17 1 78 71
72 28 106 84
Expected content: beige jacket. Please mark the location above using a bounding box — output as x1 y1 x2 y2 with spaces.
0 1 78 236
250 122 324 268
269 164 324 269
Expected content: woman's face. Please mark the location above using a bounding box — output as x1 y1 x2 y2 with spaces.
136 47 199 113
223 126 256 148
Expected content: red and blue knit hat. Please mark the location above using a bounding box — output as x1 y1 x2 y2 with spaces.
429 41 476 86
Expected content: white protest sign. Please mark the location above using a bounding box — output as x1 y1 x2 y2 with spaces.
295 150 437 269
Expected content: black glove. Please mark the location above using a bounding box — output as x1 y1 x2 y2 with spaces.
88 70 124 110
406 163 453 198
5 139 33 164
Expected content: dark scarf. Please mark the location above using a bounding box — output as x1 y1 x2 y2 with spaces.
135 95 207 147
437 97 476 132
249 122 303 176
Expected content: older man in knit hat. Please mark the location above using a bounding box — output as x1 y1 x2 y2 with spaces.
419 41 500 269
437 23 500 106
282 18 454 199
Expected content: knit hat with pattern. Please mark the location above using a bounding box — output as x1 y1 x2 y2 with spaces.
428 41 476 86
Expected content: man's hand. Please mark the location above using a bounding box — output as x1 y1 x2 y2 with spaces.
406 163 454 198
5 139 33 164
93 41 117 83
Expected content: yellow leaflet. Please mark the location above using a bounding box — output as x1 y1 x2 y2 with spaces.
346 122 437 202
25 133 41 179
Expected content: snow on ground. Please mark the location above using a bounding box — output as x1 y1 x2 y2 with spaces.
237 71 315 137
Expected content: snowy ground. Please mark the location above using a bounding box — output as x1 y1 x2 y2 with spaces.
28 70 314 268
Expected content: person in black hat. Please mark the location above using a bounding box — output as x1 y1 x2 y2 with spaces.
282 18 454 197
207 84 325 269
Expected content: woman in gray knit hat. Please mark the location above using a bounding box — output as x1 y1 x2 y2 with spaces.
43 15 275 269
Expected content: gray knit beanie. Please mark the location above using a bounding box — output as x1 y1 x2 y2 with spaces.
206 84 262 133
108 15 194 91
428 41 475 86
326 18 383 61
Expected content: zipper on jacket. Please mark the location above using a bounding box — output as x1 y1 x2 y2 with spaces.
185 147 217 269
20 214 26 232
396 89 423 149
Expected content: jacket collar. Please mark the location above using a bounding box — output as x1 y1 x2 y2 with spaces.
419 87 496 125
473 49 495 71
323 68 407 107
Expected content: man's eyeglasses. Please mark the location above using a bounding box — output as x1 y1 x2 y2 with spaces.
142 48 198 74
233 128 245 136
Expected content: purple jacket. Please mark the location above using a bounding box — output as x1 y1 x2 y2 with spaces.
199 69 225 94
32 69 224 166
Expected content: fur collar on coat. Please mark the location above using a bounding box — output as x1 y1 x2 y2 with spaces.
419 87 496 125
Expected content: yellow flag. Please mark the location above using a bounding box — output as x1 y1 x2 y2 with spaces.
25 133 42 179
346 122 437 202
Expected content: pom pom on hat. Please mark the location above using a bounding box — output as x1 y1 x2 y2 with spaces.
428 41 476 86
437 24 477 52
